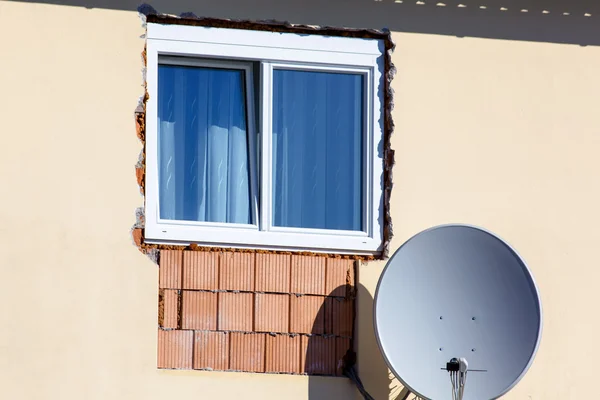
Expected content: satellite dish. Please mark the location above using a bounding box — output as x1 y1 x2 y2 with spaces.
374 224 542 400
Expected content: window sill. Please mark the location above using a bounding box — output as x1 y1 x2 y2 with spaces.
145 223 382 255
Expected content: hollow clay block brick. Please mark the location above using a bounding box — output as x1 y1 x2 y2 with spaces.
159 250 183 289
230 332 266 372
266 334 301 374
324 297 334 335
181 291 217 330
291 255 326 295
325 258 354 297
183 251 218 290
160 289 179 329
255 293 290 333
290 295 325 334
219 252 255 291
336 337 351 376
300 335 335 375
332 298 354 337
255 253 291 293
218 292 253 331
194 331 229 371
157 329 193 369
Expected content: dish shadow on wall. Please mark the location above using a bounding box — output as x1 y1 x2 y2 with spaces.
306 283 395 400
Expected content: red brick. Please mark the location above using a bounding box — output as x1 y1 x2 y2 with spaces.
135 166 144 187
161 289 179 329
332 298 354 337
157 329 193 369
291 255 326 295
300 335 335 375
230 332 265 372
325 258 354 297
336 337 351 376
132 228 143 248
218 292 253 331
181 291 217 330
194 331 229 371
183 252 218 290
346 261 355 289
255 254 291 293
219 252 255 291
135 113 144 140
255 294 289 333
290 295 325 334
159 250 183 289
266 335 300 374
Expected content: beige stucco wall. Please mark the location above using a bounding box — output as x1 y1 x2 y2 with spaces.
1 1 599 399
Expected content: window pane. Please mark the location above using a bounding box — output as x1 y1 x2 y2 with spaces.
272 69 364 231
157 64 251 224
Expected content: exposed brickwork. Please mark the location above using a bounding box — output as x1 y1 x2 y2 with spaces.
132 228 143 248
159 250 183 289
230 332 265 372
290 295 326 334
291 255 326 295
336 337 351 376
255 253 291 293
324 297 334 335
160 289 179 329
181 291 217 330
332 298 354 337
135 166 144 188
300 335 336 375
218 292 253 331
157 329 193 369
183 252 218 290
326 258 354 297
255 294 289 333
194 331 229 370
156 252 355 376
266 334 301 374
219 252 255 291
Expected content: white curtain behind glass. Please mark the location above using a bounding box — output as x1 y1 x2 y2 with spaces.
157 64 251 224
272 69 363 231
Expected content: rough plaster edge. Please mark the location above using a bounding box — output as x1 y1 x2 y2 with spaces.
157 288 165 326
132 4 395 262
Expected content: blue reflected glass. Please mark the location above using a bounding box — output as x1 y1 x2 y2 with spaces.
157 64 251 224
272 69 364 231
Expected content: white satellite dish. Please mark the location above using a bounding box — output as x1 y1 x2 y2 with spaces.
374 224 542 400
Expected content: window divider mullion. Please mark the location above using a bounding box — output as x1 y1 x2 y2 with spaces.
245 63 260 229
259 61 272 232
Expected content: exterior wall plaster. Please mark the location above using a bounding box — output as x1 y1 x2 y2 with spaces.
2 1 600 399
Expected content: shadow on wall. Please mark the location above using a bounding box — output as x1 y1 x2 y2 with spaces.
7 0 600 46
305 283 393 400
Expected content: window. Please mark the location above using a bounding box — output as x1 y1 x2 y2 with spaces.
145 23 385 255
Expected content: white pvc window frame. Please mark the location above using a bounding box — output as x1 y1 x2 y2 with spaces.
145 23 385 255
